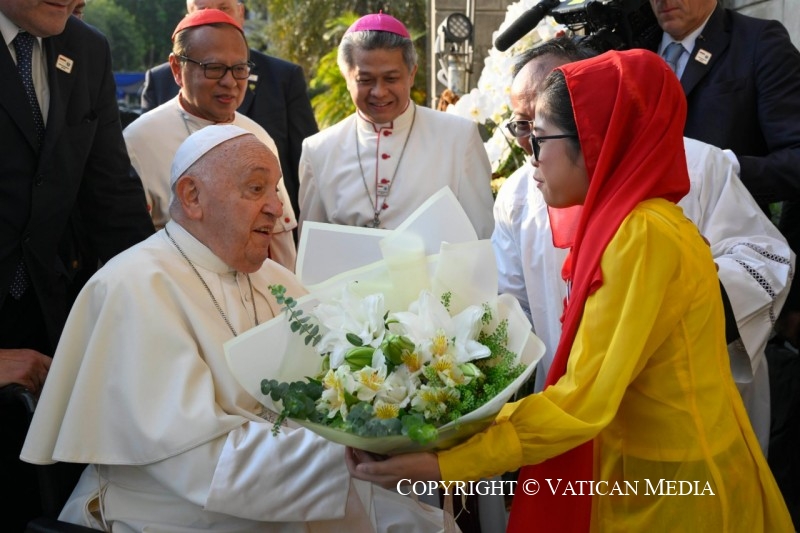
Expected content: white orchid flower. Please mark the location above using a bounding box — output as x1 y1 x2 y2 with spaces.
313 284 387 368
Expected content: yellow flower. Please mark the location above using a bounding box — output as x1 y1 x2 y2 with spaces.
402 351 423 373
432 353 455 373
374 401 400 420
354 365 387 402
431 330 449 357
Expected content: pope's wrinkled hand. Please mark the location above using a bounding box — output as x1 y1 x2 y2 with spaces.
345 447 442 490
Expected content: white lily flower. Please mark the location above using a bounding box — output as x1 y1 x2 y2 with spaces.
375 365 416 408
392 290 491 364
313 284 387 368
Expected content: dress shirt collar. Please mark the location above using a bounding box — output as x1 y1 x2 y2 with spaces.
356 101 414 133
0 10 43 55
165 220 236 274
658 10 713 58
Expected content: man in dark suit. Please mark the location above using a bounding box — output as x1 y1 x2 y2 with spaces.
0 2 154 529
649 0 800 526
141 0 318 220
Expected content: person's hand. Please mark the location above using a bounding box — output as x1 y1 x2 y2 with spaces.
0 349 51 395
345 447 442 490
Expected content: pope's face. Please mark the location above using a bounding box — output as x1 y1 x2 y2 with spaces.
649 0 717 41
346 47 417 124
198 136 283 273
0 0 79 37
171 24 249 123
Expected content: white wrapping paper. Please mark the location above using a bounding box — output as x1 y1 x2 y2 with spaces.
225 188 545 454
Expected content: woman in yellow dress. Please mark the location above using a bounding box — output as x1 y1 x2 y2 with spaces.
346 49 794 532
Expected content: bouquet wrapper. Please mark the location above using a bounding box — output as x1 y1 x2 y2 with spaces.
225 187 546 454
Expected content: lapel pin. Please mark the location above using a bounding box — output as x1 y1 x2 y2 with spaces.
694 49 712 65
56 54 74 73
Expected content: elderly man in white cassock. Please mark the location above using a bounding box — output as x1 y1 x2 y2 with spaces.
20 125 449 532
298 12 494 237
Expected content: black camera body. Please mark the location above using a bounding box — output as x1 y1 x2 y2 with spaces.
551 0 662 53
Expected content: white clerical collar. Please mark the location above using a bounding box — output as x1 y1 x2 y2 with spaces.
176 94 236 134
356 101 415 133
165 220 235 274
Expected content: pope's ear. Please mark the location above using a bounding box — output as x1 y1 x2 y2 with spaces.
174 175 203 220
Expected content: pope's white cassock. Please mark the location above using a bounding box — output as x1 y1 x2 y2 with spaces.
123 96 298 271
492 137 795 453
298 103 495 238
20 221 447 532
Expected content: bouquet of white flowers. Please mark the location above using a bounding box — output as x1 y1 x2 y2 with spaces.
225 189 545 454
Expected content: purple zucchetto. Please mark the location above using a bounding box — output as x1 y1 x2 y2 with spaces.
345 12 410 38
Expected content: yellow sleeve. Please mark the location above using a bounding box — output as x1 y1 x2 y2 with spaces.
439 202 694 481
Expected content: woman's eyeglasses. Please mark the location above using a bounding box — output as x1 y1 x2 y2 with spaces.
530 134 578 162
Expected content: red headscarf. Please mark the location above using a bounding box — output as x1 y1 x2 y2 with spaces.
508 49 690 532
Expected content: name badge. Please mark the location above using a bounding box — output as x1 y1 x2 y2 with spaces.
56 54 73 73
694 49 712 65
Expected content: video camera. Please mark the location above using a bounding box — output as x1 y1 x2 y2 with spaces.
494 0 662 54
552 0 662 52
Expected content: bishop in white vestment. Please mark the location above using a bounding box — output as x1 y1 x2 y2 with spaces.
298 13 494 239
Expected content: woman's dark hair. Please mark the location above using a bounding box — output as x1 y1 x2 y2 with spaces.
537 69 581 161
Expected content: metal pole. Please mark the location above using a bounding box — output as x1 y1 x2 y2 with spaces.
429 0 438 108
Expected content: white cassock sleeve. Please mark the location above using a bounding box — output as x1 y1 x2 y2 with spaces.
456 123 495 239
682 139 795 376
139 422 351 523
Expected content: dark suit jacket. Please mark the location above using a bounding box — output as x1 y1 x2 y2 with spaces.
0 16 154 351
141 49 319 217
670 5 800 207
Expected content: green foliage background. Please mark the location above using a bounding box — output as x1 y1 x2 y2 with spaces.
82 0 429 126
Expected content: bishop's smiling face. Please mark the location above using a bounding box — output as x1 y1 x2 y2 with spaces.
171 24 249 124
345 47 417 124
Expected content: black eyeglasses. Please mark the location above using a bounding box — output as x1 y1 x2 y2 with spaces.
505 119 534 138
530 133 578 162
177 55 253 80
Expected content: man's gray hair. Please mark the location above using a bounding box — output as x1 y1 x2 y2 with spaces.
337 30 417 76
